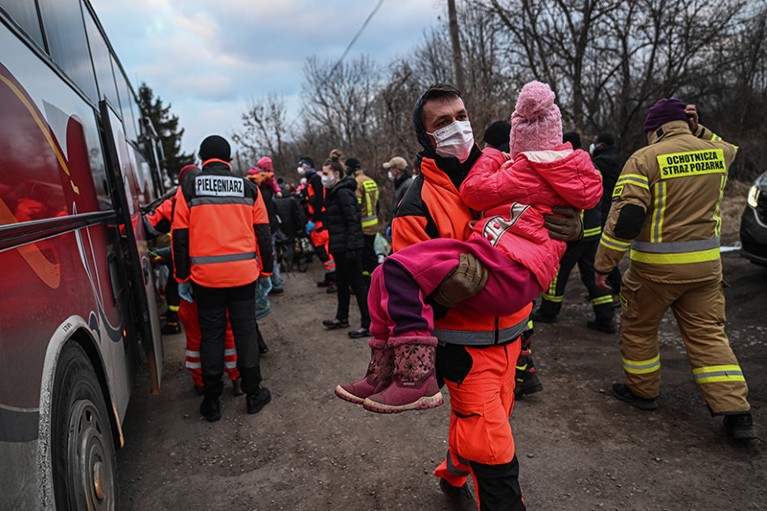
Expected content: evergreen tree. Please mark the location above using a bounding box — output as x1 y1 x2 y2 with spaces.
137 83 193 179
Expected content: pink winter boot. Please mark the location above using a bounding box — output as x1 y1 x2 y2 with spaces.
335 337 394 404
362 336 443 413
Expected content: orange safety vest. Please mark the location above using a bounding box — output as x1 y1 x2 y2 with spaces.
392 156 532 344
172 159 273 288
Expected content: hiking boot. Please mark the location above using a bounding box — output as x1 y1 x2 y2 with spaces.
587 318 617 333
200 396 221 422
231 378 244 396
439 478 478 511
531 309 557 324
611 383 658 411
335 337 394 404
723 413 757 441
246 387 272 414
161 322 181 335
515 371 543 398
323 318 349 329
363 336 443 413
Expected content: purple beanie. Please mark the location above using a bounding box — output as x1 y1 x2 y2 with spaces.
643 98 688 133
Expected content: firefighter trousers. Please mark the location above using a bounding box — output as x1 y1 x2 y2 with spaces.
434 342 525 510
538 238 613 319
619 267 750 414
193 281 262 398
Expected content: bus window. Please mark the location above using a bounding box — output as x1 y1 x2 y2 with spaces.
83 7 120 109
38 0 98 102
114 62 139 143
0 0 45 49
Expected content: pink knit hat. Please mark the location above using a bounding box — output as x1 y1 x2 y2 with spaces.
257 156 274 173
509 81 562 157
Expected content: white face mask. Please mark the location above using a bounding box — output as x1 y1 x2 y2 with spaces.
297 166 307 176
321 173 338 188
428 120 474 162
387 170 395 181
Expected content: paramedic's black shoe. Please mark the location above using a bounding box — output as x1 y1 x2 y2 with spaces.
587 318 617 333
514 371 543 398
439 478 478 511
723 413 757 441
530 309 557 324
611 383 657 411
246 387 272 415
200 397 221 422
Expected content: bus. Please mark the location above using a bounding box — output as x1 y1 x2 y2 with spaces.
0 1 167 508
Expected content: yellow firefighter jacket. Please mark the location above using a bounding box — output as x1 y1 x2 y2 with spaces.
354 169 380 236
595 121 738 284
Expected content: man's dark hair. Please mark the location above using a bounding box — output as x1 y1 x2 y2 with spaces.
596 132 615 147
483 120 511 150
413 83 462 151
563 131 582 149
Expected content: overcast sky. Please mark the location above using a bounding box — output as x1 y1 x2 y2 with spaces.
90 0 444 158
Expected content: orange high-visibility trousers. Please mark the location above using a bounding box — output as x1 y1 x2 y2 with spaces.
434 341 525 510
179 299 239 386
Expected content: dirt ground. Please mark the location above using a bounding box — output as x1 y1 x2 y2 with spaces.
118 188 766 511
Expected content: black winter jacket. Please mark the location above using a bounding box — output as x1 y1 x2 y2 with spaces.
274 195 306 242
592 147 623 226
325 177 364 255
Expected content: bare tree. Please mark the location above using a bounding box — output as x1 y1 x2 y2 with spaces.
232 94 289 172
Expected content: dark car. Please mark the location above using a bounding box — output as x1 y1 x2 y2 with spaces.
740 170 767 266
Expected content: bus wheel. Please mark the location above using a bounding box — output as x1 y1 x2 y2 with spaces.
51 342 118 511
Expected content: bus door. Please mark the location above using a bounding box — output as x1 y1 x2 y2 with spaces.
99 99 163 393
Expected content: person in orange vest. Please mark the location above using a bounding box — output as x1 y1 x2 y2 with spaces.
336 82 601 416
337 84 582 510
172 135 274 422
297 156 337 293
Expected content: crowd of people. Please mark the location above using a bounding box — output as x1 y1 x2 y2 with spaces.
145 79 757 511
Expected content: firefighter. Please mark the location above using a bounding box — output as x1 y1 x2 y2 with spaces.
344 157 380 281
298 156 337 292
532 132 616 333
172 135 274 422
595 99 756 441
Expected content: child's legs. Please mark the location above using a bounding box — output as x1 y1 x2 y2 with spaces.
370 257 435 338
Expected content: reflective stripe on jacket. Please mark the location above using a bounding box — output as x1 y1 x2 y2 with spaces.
354 170 379 234
595 121 738 283
172 159 274 287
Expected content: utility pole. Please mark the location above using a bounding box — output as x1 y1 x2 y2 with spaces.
447 0 465 93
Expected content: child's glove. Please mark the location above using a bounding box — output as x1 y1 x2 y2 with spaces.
178 281 193 303
434 253 488 308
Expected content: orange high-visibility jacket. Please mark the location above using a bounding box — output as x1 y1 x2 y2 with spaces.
172 159 274 288
392 154 532 345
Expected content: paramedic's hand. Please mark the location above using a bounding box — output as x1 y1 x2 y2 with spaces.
305 221 316 235
434 253 488 308
544 206 582 242
178 281 193 303
595 272 612 291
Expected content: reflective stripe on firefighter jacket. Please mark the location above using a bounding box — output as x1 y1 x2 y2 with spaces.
392 153 532 344
172 159 274 288
595 121 738 283
353 170 380 235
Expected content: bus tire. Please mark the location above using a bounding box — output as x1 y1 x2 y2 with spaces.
51 342 118 511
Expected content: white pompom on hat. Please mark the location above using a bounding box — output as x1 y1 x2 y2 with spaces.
509 81 563 157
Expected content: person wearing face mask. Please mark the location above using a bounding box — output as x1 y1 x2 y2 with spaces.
320 150 370 338
382 156 413 239
297 156 337 293
335 82 589 510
